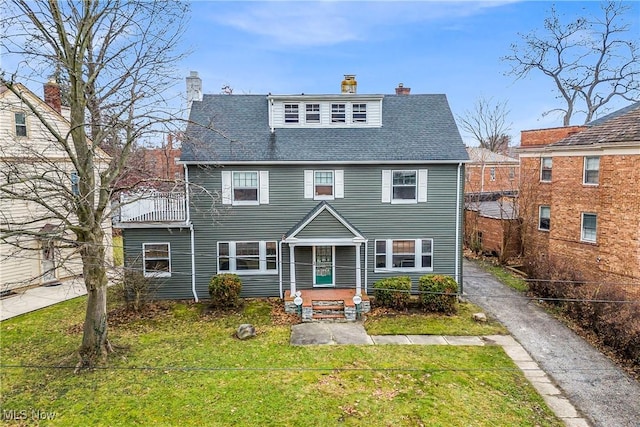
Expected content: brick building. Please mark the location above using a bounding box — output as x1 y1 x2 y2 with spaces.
518 102 640 292
465 147 519 194
464 147 521 261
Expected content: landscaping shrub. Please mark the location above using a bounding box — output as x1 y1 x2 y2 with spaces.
208 273 242 309
117 270 155 312
525 254 639 371
419 274 458 314
373 276 411 310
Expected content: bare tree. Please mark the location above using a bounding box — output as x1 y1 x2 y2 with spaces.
503 1 639 125
0 0 189 369
458 97 512 154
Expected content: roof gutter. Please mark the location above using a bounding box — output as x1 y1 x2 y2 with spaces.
177 159 471 166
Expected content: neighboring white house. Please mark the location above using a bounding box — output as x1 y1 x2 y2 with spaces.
0 81 113 293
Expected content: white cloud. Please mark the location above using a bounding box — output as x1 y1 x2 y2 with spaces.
204 1 522 48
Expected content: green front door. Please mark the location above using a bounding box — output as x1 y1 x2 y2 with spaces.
314 246 334 287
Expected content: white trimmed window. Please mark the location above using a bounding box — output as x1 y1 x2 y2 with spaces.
15 112 27 137
540 157 552 182
221 171 269 205
331 103 346 123
284 104 299 123
581 213 597 243
304 170 344 200
375 238 433 272
489 167 496 181
583 156 600 185
352 103 367 123
509 167 515 181
217 241 278 274
381 169 428 203
305 104 320 123
539 206 550 231
143 243 171 277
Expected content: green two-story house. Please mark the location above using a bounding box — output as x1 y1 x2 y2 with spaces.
118 74 468 320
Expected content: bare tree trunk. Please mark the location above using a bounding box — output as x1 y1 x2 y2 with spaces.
76 230 112 370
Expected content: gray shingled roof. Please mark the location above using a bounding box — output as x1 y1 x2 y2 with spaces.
550 102 640 147
181 94 468 163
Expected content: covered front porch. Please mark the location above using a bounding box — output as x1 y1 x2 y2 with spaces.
281 202 372 321
284 288 371 322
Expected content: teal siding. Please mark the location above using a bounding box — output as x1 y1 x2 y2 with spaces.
122 228 193 300
188 163 463 297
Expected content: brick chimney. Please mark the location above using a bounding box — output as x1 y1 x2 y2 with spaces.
186 71 203 115
44 77 61 113
520 126 587 147
395 83 411 95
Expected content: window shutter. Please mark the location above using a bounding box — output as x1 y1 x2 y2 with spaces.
381 170 391 203
304 170 314 199
418 169 428 203
221 171 232 205
259 171 269 204
335 170 344 198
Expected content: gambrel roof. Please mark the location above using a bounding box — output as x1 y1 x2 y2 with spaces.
181 94 468 163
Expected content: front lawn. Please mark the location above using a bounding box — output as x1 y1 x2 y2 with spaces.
365 301 509 336
0 298 560 426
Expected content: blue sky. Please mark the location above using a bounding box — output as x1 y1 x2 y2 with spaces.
178 1 639 144
3 1 639 145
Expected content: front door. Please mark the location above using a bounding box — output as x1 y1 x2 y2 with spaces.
314 246 334 287
41 242 57 283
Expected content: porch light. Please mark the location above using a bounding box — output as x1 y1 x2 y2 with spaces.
293 294 303 317
353 295 362 320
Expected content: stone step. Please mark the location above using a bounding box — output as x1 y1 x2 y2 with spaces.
312 304 344 311
312 300 344 307
313 313 346 320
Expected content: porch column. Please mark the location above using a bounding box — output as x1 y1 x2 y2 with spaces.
355 243 362 295
289 244 296 296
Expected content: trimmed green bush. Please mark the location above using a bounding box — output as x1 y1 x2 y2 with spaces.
373 276 411 309
208 273 242 309
419 275 458 314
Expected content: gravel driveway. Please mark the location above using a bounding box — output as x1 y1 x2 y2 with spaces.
463 259 640 427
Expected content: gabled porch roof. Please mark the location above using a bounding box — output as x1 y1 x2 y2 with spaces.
283 202 366 245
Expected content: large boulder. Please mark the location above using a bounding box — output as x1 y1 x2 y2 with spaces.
236 324 256 340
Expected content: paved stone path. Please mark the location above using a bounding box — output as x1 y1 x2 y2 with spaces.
290 322 588 426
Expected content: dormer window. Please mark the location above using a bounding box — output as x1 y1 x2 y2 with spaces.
352 103 367 122
284 104 299 123
305 104 320 123
268 96 383 128
331 104 346 123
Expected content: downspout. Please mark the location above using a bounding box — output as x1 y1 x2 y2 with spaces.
364 240 368 294
278 240 283 298
184 164 198 302
455 162 462 294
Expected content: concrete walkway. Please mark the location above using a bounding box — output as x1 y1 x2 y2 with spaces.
291 322 589 427
463 259 640 427
0 279 87 321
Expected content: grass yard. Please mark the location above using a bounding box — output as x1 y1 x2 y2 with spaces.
0 297 561 426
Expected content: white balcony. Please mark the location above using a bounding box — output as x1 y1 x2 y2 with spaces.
116 191 186 224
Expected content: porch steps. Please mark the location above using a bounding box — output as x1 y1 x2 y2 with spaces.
311 300 347 321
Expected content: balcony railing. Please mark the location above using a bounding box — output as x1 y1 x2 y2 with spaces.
117 191 186 223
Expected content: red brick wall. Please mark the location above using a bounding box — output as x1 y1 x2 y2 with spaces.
520 152 640 289
465 164 519 193
465 210 521 260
